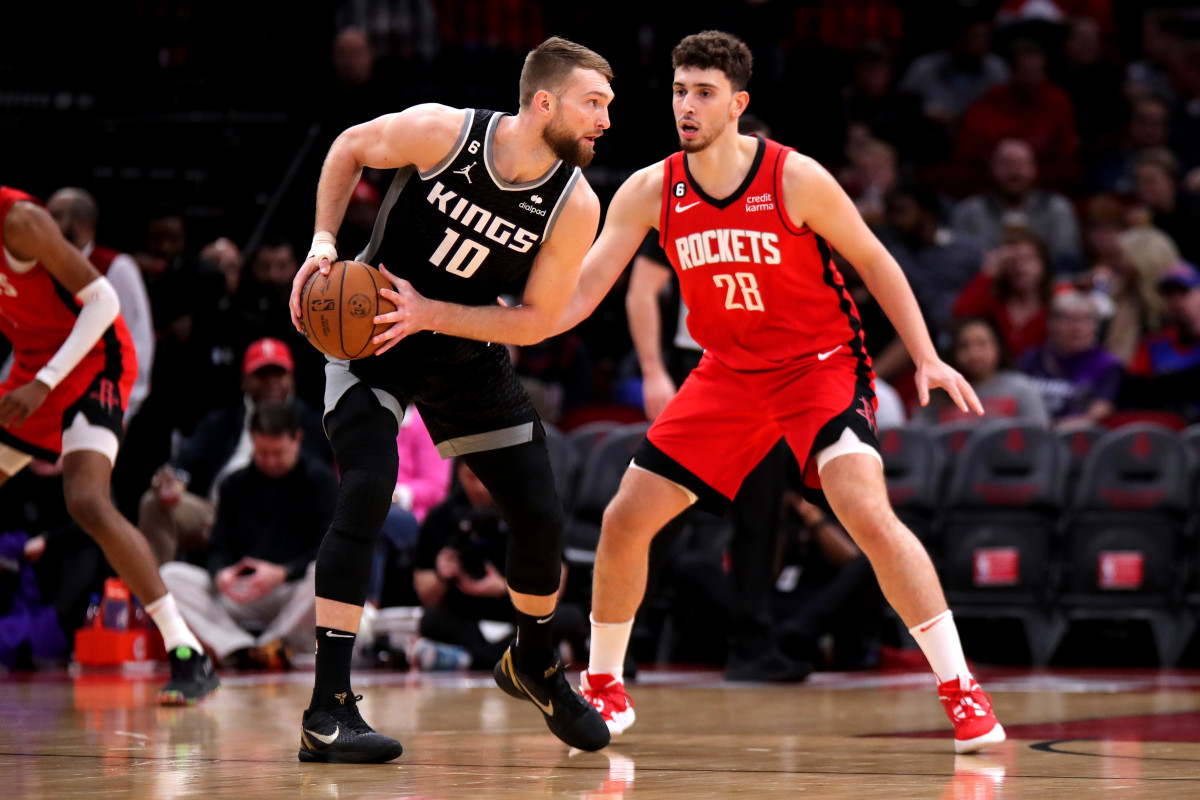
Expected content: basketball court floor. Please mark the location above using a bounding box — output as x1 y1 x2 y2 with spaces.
5 665 1200 799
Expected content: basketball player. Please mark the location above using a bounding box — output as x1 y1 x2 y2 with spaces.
287 37 613 762
554 32 1006 754
0 186 218 705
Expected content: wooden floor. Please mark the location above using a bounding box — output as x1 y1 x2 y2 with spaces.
4 665 1200 798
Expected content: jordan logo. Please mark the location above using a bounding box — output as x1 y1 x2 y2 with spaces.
856 396 877 434
334 691 348 705
454 162 477 183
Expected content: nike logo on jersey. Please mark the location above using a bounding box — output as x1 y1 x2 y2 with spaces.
675 200 701 213
673 230 781 270
817 345 843 361
304 725 340 745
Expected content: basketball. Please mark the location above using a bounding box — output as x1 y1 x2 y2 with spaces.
300 260 397 360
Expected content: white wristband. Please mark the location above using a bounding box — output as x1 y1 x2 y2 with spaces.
307 231 338 265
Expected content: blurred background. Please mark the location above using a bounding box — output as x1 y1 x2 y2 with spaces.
3 0 1200 676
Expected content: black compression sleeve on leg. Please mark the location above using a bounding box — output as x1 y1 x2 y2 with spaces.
461 437 564 597
315 384 400 607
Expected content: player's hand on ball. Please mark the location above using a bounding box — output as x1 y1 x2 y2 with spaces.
373 264 431 355
290 232 339 332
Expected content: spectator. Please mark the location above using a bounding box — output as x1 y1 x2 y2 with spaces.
367 406 453 610
160 402 334 669
1130 147 1200 261
898 11 1008 131
840 137 898 230
914 317 1050 426
410 460 586 672
956 39 1079 190
137 338 330 564
1077 193 1127 277
880 182 985 337
1057 16 1126 146
1017 290 1123 427
1103 225 1181 363
233 238 327 408
774 494 883 672
45 188 155 422
412 461 538 671
1125 10 1182 104
509 333 594 426
953 229 1057 359
1087 94 1171 194
838 42 931 164
950 138 1083 271
1122 261 1200 421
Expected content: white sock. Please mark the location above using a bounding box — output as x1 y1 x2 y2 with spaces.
908 609 970 685
588 614 634 683
146 593 204 654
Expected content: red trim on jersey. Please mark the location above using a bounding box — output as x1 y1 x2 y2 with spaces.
771 146 809 236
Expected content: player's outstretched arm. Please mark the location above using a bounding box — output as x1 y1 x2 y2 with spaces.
0 202 118 427
553 163 663 336
784 154 983 416
288 104 467 331
371 179 603 353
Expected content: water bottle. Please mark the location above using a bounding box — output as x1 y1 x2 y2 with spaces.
101 578 130 631
83 594 102 629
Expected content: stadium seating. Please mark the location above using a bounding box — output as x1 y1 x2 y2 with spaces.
879 426 945 553
939 422 1071 665
1059 424 1198 667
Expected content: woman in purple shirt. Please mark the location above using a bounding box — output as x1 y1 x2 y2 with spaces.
1018 290 1123 427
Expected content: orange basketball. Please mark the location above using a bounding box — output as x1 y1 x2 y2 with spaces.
300 260 397 360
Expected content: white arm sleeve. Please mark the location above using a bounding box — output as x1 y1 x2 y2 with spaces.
35 276 120 390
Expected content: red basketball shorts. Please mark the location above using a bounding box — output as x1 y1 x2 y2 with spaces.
0 345 135 462
634 348 880 513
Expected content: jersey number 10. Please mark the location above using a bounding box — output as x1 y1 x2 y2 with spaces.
430 227 490 278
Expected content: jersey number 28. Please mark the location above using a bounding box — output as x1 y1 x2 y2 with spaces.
713 272 763 311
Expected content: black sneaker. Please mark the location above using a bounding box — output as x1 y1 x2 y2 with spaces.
298 693 403 763
159 646 220 706
494 644 610 752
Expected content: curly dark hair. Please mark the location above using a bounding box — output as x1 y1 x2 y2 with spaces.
671 31 753 92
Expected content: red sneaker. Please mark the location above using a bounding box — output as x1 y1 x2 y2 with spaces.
580 672 636 735
938 676 1006 753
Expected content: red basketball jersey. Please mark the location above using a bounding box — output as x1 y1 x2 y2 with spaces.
658 138 871 372
0 186 134 369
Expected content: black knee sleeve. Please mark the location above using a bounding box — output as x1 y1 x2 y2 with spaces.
315 385 400 606
462 438 564 597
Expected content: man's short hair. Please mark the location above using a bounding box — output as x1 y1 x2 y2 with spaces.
519 36 613 109
49 187 99 230
671 31 753 92
249 401 299 438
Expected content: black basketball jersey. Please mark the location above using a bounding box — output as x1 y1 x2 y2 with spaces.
358 108 580 360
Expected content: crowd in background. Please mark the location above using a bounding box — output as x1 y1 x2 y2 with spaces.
3 0 1200 673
